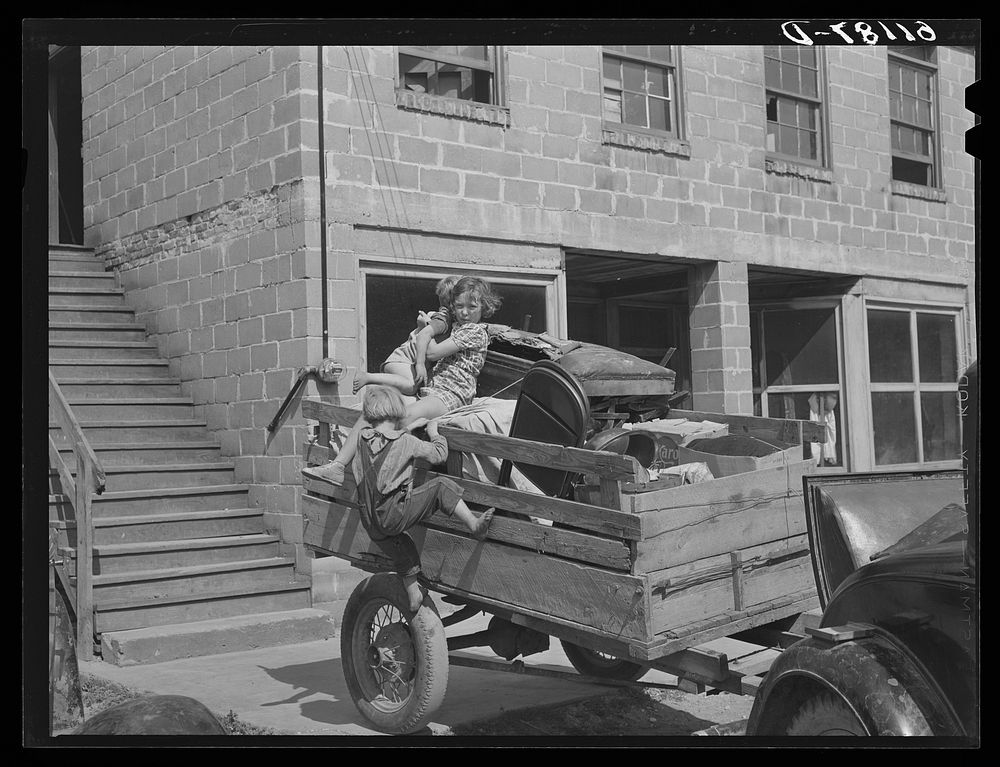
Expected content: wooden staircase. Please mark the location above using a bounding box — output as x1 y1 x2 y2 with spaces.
48 244 332 665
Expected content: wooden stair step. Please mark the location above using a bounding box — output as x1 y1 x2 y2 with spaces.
49 324 147 342
49 463 236 492
93 582 312 633
49 360 171 378
53 380 184 398
49 341 160 360
49 307 137 323
47 258 106 272
62 533 282 575
87 558 299 602
54 442 223 466
52 483 250 516
52 508 263 545
49 421 215 444
56 399 195 421
48 290 126 307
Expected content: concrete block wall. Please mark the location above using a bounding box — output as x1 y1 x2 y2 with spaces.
80 45 324 538
321 45 976 284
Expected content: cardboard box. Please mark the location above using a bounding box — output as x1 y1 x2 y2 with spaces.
676 443 805 478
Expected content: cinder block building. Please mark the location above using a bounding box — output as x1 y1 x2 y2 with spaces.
47 42 977 614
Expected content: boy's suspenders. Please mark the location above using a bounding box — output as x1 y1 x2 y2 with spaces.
357 438 405 539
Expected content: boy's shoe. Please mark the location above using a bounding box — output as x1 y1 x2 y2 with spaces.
314 461 346 485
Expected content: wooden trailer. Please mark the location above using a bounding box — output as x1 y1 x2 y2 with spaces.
299 397 826 734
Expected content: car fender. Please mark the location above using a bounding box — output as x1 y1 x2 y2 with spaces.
747 626 963 736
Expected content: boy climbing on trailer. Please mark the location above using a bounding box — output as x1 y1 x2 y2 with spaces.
317 384 493 612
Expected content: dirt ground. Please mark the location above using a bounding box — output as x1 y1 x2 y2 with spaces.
449 684 755 737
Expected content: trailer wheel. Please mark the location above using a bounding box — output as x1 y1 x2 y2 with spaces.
560 640 648 681
784 692 868 736
340 573 448 734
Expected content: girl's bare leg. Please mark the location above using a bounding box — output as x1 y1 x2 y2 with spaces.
353 363 416 395
401 396 448 427
451 500 494 540
317 415 368 484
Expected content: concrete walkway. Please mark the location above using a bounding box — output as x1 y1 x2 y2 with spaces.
78 604 681 736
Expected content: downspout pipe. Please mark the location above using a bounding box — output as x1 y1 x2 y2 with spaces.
317 45 329 358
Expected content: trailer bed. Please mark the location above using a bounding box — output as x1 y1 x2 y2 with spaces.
300 399 821 663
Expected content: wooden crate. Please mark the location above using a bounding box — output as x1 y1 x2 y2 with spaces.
300 399 821 661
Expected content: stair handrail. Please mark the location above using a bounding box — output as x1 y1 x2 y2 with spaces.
48 370 105 660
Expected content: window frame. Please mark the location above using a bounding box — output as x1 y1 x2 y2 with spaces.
396 45 506 107
763 46 832 170
599 45 686 141
863 300 964 470
887 46 943 190
750 298 846 469
357 257 563 375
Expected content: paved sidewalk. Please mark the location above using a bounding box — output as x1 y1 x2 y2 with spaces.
78 605 679 736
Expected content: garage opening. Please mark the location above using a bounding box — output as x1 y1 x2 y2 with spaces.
564 250 692 407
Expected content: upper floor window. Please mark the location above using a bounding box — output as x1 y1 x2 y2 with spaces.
888 46 939 187
601 46 681 137
764 46 827 167
398 46 503 105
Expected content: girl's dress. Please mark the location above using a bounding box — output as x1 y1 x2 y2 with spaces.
418 322 489 412
381 307 451 374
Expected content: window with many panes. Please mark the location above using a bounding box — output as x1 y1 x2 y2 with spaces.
397 46 503 105
360 264 556 374
751 304 844 467
601 46 681 137
888 46 939 187
867 306 962 467
764 46 827 166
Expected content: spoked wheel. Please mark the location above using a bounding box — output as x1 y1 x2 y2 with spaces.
340 573 449 734
560 639 648 681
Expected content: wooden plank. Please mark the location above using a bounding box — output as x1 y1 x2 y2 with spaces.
302 467 644 541
629 458 811 518
669 408 826 445
633 495 807 573
75 460 95 661
48 436 77 501
635 590 819 662
648 554 816 638
301 399 644 481
301 494 650 641
303 486 632 571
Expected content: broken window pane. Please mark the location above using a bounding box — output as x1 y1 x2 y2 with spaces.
921 391 961 461
762 308 838 386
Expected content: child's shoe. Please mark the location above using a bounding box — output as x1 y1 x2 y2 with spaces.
314 461 346 485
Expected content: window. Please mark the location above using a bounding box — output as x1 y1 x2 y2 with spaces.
888 46 939 187
867 306 961 466
601 46 681 137
360 265 557 373
764 46 827 166
398 46 503 105
751 305 844 466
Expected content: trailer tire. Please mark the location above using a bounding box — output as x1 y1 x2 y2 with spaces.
340 573 448 734
560 640 648 681
784 692 868 736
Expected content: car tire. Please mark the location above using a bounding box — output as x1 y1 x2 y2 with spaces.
560 640 648 681
340 573 448 734
785 692 868 736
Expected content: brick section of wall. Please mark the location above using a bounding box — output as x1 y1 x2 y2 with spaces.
688 261 753 415
320 45 975 284
95 180 322 520
81 45 313 249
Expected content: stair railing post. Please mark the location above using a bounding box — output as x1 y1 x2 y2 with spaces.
74 455 95 661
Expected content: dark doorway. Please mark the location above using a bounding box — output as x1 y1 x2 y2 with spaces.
48 46 83 245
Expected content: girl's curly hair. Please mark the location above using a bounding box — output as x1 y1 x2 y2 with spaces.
451 276 502 319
